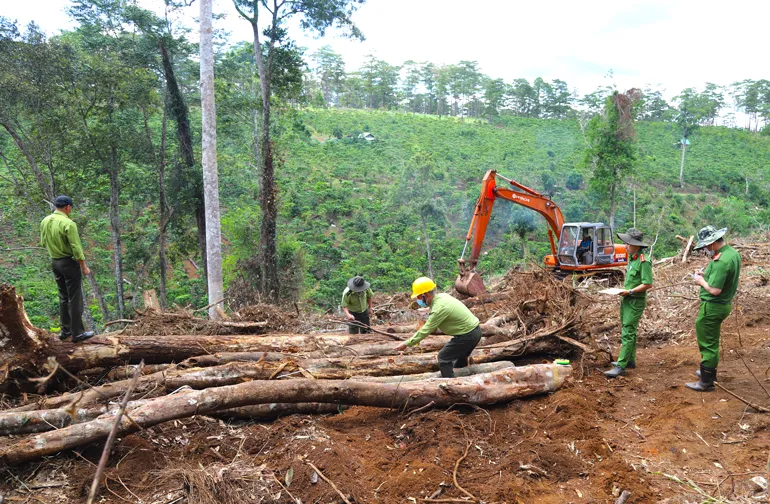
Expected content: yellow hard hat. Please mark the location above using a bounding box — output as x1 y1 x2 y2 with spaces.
411 277 436 298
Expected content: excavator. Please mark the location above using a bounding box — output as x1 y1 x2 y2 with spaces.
455 170 628 297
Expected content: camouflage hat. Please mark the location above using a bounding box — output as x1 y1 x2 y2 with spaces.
693 225 728 250
616 228 649 247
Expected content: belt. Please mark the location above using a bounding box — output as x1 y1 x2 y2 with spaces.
701 298 731 305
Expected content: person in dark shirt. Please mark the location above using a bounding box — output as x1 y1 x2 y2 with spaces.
577 233 593 264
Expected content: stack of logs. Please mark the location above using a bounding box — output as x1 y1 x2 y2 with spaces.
0 282 587 466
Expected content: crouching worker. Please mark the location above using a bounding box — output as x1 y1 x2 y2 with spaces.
394 277 482 378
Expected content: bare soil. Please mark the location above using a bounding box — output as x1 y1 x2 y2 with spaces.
3 257 770 503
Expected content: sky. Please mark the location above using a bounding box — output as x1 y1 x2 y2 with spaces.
4 0 769 102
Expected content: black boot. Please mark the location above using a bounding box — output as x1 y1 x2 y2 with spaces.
686 364 716 392
694 368 717 380
611 361 636 369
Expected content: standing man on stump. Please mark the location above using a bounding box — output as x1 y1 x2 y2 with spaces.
39 196 94 342
605 228 653 378
686 226 741 392
341 275 374 333
395 277 482 378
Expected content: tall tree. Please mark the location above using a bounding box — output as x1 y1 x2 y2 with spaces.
584 89 641 229
232 0 365 301
200 0 223 319
673 88 708 188
311 45 345 106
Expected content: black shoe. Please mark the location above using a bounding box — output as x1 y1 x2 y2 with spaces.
611 361 636 369
604 366 626 378
59 332 72 341
686 364 716 392
72 331 95 342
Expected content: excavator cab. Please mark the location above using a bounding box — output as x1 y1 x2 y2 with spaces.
557 223 616 267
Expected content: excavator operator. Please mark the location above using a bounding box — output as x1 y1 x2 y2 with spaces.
577 232 593 264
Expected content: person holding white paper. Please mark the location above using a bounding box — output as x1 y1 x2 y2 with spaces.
605 228 653 378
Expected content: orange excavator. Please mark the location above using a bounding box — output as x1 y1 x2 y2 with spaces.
455 170 628 297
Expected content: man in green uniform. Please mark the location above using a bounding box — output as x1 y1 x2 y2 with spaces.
605 228 653 378
341 275 374 334
394 277 481 378
39 196 94 342
686 225 741 392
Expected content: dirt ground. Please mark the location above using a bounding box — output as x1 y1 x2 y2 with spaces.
2 256 770 503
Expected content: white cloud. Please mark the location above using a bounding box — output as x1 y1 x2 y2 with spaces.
5 0 769 101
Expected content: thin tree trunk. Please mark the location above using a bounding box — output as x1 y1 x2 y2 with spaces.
679 140 687 188
158 108 169 309
0 120 55 203
609 181 616 230
250 16 280 302
86 271 109 324
159 39 207 289
200 0 224 319
421 214 434 279
107 148 125 319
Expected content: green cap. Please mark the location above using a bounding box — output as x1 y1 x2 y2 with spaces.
554 359 570 366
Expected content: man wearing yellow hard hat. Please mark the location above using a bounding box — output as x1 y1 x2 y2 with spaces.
395 277 482 377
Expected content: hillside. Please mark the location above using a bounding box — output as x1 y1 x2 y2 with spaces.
2 109 769 325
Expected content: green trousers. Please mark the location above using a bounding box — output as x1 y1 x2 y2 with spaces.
617 297 646 368
695 301 732 368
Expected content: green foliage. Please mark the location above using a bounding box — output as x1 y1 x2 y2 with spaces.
2 12 770 325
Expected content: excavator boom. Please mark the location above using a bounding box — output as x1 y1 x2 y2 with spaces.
456 170 565 297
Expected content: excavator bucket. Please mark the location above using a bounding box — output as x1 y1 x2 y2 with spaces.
455 269 488 298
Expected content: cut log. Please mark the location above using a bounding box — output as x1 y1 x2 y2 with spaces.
214 403 348 420
179 336 458 367
381 323 519 338
1 364 513 435
355 362 514 382
0 364 572 465
80 364 172 380
168 335 558 386
0 399 152 436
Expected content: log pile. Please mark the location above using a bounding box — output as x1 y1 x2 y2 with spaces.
0 272 592 466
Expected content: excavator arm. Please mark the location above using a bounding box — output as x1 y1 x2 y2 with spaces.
456 170 565 296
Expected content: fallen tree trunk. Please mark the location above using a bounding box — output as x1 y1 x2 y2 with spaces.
180 336 458 367
0 398 153 436
0 364 572 465
1 364 514 435
214 402 348 420
167 335 558 386
354 362 514 382
383 323 520 338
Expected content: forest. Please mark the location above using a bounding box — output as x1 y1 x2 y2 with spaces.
1 1 769 330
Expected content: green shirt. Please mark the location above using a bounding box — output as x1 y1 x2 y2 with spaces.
624 252 653 298
341 287 374 313
405 293 480 347
39 210 86 261
700 245 741 304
